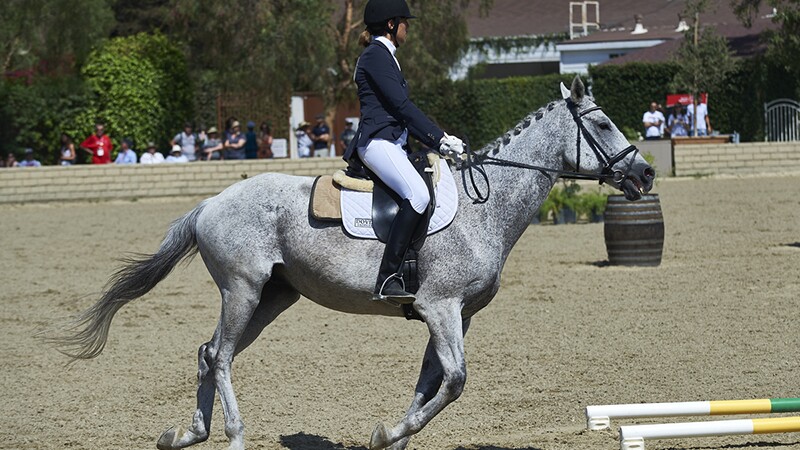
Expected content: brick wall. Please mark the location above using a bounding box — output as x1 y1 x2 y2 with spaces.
673 142 800 177
0 158 346 204
4 144 800 204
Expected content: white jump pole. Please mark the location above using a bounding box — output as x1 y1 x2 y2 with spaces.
586 397 800 430
619 416 800 450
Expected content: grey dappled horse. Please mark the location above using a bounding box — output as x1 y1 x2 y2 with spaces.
52 77 654 450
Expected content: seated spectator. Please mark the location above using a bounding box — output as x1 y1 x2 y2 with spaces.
258 122 273 159
202 127 224 161
295 121 313 158
667 104 691 137
171 122 198 162
311 114 330 157
244 121 258 159
140 142 165 164
224 121 246 160
166 144 189 163
59 133 77 166
114 139 138 164
4 153 19 168
18 148 42 167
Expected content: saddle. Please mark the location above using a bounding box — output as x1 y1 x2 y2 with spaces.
310 151 457 244
309 152 458 320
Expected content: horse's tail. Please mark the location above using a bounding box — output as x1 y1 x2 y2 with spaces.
48 201 208 362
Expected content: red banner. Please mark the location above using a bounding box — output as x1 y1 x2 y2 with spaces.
666 93 708 107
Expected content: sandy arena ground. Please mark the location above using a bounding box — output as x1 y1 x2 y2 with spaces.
2 174 800 450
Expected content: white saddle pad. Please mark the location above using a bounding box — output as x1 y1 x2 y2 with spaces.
341 159 458 239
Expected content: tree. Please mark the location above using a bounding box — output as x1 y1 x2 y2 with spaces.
731 0 800 92
170 0 493 136
1 0 115 74
671 1 736 134
111 0 173 37
69 33 193 155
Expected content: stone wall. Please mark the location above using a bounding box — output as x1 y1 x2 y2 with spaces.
0 158 345 204
3 142 800 204
673 142 800 177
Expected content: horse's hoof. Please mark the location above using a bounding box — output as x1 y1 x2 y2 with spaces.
369 422 391 450
157 426 184 450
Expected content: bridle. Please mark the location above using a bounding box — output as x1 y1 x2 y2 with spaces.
565 98 640 186
460 99 641 204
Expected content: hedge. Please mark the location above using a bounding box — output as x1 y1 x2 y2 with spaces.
589 58 798 142
0 32 194 165
413 73 578 149
73 32 193 158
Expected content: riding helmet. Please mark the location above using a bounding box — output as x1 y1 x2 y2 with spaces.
364 0 416 26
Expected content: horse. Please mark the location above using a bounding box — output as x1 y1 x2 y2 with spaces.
50 76 655 450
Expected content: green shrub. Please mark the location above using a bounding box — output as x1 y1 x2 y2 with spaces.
589 58 798 143
413 73 578 148
0 76 92 164
68 32 193 156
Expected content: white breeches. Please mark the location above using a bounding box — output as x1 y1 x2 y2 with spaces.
357 133 430 214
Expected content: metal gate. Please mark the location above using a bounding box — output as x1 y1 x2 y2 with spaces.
764 98 800 142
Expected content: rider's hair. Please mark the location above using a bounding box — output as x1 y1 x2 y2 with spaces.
359 21 394 47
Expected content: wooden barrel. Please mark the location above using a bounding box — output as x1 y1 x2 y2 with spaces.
603 194 664 266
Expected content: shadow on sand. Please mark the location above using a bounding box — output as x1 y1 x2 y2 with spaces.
279 433 543 450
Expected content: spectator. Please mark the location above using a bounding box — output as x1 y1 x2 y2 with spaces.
171 122 198 162
244 121 259 159
642 102 664 140
114 139 138 164
4 153 19 168
339 119 356 155
311 114 330 157
687 101 712 136
140 142 165 164
257 122 273 159
295 122 313 158
59 133 77 166
18 148 42 167
202 127 224 161
224 121 246 160
166 144 189 163
667 103 691 137
80 122 113 164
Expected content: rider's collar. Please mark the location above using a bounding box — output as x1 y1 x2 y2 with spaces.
374 36 401 71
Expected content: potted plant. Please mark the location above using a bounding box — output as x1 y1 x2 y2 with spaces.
579 190 608 223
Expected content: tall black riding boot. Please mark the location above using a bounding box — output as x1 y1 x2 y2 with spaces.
374 199 424 305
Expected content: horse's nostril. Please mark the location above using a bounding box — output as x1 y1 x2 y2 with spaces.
644 167 656 180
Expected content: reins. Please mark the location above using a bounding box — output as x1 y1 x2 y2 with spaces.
459 100 640 204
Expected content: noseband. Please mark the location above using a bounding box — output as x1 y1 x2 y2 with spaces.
461 99 641 203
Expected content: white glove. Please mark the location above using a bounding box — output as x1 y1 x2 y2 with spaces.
438 133 465 159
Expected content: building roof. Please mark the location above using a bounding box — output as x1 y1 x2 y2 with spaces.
601 18 774 65
467 0 766 40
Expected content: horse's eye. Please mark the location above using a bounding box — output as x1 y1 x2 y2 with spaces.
598 122 611 131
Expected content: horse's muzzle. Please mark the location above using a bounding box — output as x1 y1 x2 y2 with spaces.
620 163 656 201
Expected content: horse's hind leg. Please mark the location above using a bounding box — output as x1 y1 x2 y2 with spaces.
157 279 298 450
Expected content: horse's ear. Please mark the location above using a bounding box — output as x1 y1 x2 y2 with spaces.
570 76 586 104
560 82 571 100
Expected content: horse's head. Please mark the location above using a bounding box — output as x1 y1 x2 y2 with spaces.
559 76 655 200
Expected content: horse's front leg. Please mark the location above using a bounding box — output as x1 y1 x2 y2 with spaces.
370 299 467 450
387 317 472 450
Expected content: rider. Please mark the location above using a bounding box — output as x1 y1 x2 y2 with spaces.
344 0 465 305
